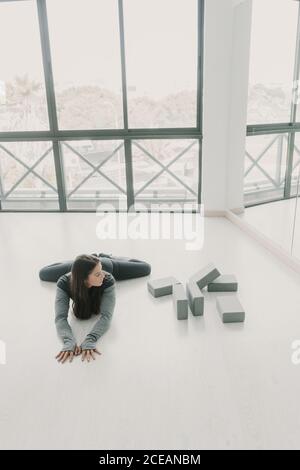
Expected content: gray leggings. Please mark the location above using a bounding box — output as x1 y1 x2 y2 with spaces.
39 253 151 282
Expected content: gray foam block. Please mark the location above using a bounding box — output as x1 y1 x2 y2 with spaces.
189 262 221 290
186 280 204 316
173 283 188 320
147 276 180 297
207 274 238 292
216 295 245 323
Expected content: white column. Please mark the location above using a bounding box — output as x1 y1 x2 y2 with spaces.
201 0 252 214
227 0 253 213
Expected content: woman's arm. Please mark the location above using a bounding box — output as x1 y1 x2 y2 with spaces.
55 286 77 352
80 284 116 350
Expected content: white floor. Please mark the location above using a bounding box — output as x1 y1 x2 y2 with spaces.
238 198 300 260
1 212 300 449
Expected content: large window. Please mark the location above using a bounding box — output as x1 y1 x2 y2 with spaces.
0 0 203 212
245 0 300 206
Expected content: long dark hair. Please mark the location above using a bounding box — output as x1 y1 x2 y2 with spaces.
70 254 102 319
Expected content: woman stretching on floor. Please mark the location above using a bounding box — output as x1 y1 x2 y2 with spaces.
39 253 151 364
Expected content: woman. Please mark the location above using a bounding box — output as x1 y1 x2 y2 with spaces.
39 253 151 364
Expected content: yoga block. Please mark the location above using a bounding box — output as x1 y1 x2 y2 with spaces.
207 274 238 292
173 283 188 320
216 295 245 323
147 276 180 297
186 280 204 316
189 262 221 290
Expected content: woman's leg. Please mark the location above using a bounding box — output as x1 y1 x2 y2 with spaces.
39 256 114 282
97 254 151 280
39 252 150 283
38 260 74 282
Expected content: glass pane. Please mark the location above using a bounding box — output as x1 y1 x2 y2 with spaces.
47 0 124 130
0 0 49 131
247 0 298 125
124 0 198 128
132 139 199 210
244 133 288 205
0 141 59 210
61 140 127 210
239 198 297 253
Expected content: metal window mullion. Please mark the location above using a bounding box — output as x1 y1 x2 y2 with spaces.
196 0 204 213
124 139 134 210
275 134 284 186
197 0 204 134
118 0 129 131
36 0 68 210
53 141 67 211
0 157 4 210
197 137 202 207
36 0 59 134
284 131 296 197
247 124 298 136
0 129 203 142
290 1 300 126
284 1 300 198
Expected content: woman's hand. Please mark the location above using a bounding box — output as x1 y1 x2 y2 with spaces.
74 345 82 356
81 348 102 362
55 344 82 363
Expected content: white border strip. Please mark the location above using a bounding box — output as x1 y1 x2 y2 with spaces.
225 209 300 275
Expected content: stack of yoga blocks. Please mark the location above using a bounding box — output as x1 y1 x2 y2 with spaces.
147 262 245 323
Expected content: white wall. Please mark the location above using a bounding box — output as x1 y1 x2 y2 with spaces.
202 0 252 213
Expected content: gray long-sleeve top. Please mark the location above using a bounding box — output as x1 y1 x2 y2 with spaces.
55 271 116 351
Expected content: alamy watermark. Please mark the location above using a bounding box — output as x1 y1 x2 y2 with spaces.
0 340 6 365
95 202 205 251
291 340 300 365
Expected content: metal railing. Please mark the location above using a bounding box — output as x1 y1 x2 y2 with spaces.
244 133 300 200
0 138 199 209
